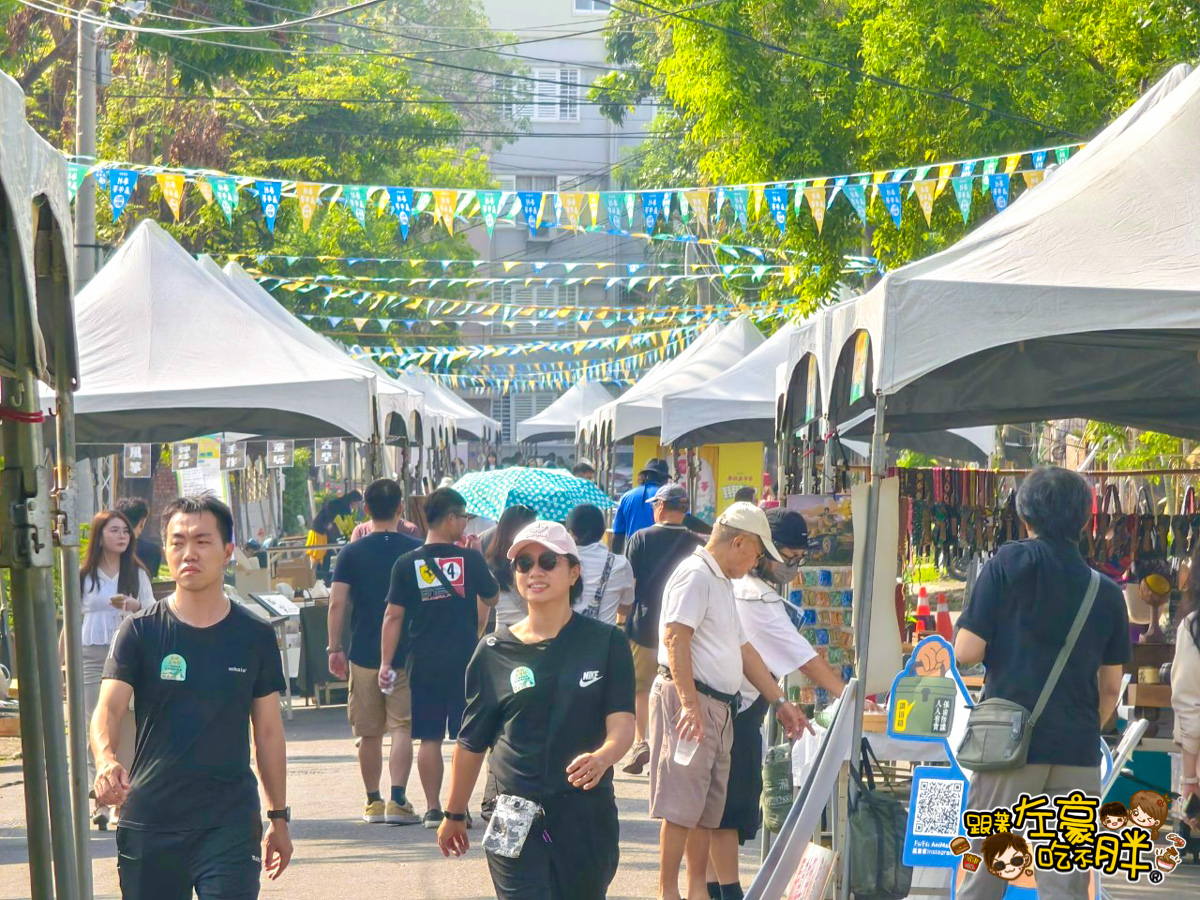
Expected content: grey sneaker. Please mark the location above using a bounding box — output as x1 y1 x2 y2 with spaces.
623 741 651 775
422 809 444 830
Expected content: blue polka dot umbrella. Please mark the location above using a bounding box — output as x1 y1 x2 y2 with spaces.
451 466 614 522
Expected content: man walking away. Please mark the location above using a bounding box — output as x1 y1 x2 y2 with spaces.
623 483 703 774
115 497 164 578
380 488 499 829
611 458 671 553
328 478 422 825
651 502 810 900
92 494 292 900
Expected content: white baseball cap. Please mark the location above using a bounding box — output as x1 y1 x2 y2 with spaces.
507 520 579 560
717 502 783 562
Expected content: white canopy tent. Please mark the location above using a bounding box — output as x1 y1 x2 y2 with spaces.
811 62 1200 437
516 379 614 443
65 219 377 443
661 322 799 447
394 367 499 443
585 317 766 443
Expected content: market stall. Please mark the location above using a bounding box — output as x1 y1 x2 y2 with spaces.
516 378 613 444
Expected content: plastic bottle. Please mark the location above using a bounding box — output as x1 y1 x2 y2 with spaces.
936 592 953 641
381 668 397 696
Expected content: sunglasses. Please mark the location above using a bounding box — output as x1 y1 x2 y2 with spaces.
513 551 564 574
1000 854 1026 868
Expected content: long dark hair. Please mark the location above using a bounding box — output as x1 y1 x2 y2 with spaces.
81 510 146 598
1184 543 1200 650
486 505 537 592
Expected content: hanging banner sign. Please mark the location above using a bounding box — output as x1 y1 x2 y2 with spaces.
196 176 213 206
266 439 295 468
623 192 636 229
765 186 789 233
344 185 369 230
982 157 1000 176
108 169 138 222
587 192 600 228
518 191 543 236
220 441 247 471
478 190 503 235
172 441 199 471
123 443 152 479
156 172 186 221
642 190 663 233
603 192 624 230
208 176 239 225
843 182 868 224
878 182 904 229
560 192 585 230
387 187 414 240
951 177 974 223
803 183 826 233
314 438 343 467
1056 146 1073 164
804 355 819 424
433 189 458 234
728 188 750 228
1032 149 1048 169
850 331 870 404
684 189 709 229
987 173 1010 212
68 163 90 201
914 180 936 225
935 163 954 198
256 180 281 232
1022 170 1045 190
296 182 322 232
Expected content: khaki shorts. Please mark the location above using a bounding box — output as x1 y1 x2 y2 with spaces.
630 640 659 693
648 676 734 830
348 662 412 738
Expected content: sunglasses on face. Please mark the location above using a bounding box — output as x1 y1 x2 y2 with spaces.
513 551 564 574
999 853 1026 869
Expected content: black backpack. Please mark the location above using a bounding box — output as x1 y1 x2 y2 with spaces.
848 741 912 900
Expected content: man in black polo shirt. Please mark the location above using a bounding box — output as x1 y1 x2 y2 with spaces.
380 487 499 829
622 483 704 774
328 478 422 825
92 494 292 899
115 497 164 578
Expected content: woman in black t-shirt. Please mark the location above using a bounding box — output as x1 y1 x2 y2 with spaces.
437 521 635 900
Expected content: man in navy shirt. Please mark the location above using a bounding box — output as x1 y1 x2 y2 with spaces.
328 479 422 825
611 458 670 554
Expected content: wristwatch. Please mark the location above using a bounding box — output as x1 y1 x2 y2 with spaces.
771 696 790 710
443 811 467 822
325 646 342 654
267 807 291 823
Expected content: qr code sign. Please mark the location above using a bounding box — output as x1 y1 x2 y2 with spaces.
912 777 964 836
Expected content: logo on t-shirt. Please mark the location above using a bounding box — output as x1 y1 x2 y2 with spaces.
510 666 536 693
579 670 603 688
160 653 187 682
414 557 466 600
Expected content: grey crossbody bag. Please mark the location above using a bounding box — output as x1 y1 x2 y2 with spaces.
957 569 1100 772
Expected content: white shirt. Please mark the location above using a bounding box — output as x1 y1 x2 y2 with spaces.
1172 613 1200 746
732 575 817 711
658 547 747 695
572 542 635 625
81 567 153 647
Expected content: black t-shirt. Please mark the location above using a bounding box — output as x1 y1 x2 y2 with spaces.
102 599 286 830
333 530 422 669
624 524 705 648
957 538 1130 767
136 537 163 579
386 542 499 685
458 614 635 800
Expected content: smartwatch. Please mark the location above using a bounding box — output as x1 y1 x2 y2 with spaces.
771 696 789 710
443 811 467 822
267 807 291 823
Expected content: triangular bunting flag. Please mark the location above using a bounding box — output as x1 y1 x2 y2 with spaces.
641 191 663 233
256 180 281 232
560 192 585 230
803 182 826 233
764 186 789 233
603 192 623 229
1022 170 1045 190
935 164 954 198
878 181 903 229
296 182 322 232
208 176 239 225
344 185 369 230
478 190 503 236
914 180 936 225
951 177 974 223
1055 146 1072 165
386 187 414 239
752 184 765 216
685 190 709 230
432 189 458 234
108 169 138 222
196 176 213 206
987 173 1010 212
1032 150 1048 170
843 183 868 224
623 192 636 229
155 172 185 221
67 163 90 202
728 188 750 228
518 191 543 236
982 157 1000 176
587 192 600 227
1004 154 1022 174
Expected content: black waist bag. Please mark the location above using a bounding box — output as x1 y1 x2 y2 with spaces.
849 741 912 900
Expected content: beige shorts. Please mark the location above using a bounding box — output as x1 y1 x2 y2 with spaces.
630 640 659 693
348 662 412 738
648 676 734 829
1176 728 1200 756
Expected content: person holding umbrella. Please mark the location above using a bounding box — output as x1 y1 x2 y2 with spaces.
438 521 635 899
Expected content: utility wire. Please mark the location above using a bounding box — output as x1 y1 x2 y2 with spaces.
16 0 392 34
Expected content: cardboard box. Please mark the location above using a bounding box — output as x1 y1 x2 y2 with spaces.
274 557 316 591
1127 684 1172 708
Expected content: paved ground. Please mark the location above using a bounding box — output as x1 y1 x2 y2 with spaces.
0 703 757 899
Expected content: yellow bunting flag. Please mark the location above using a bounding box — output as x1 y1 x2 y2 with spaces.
503 261 521 272
684 190 710 230
803 179 828 234
155 172 186 221
296 182 322 232
935 164 954 198
1022 170 1045 190
752 183 766 217
871 170 887 203
561 192 585 230
914 180 936 225
1004 154 1022 174
433 189 458 234
196 177 214 206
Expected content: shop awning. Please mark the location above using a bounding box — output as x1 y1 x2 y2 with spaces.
516 379 614 443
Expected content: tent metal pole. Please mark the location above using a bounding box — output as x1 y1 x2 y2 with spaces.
837 392 886 900
54 387 95 898
822 418 836 493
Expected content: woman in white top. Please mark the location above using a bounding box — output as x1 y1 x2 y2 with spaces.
1174 548 1200 814
566 504 634 626
75 509 153 829
486 505 539 629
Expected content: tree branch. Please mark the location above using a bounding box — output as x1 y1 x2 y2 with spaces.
18 24 77 92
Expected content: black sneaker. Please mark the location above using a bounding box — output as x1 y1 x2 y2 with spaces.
422 809 444 830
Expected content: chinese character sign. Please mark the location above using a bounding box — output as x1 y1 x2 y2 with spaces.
765 186 789 234
220 441 247 471
108 169 138 223
123 443 152 478
266 440 295 469
256 180 281 232
156 172 186 221
849 331 870 404
315 438 342 467
172 442 199 471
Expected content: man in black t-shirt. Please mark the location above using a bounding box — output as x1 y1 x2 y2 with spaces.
115 497 164 578
328 478 422 826
380 487 499 829
622 483 704 774
93 495 291 900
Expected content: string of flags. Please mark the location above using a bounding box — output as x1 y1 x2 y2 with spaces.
229 253 831 271
72 139 1080 237
121 438 344 478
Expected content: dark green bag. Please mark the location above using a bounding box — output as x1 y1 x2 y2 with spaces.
849 741 912 900
761 742 793 834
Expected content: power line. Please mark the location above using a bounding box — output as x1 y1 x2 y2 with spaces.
15 0 391 35
103 91 665 107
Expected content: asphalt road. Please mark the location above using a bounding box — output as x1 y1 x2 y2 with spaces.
0 703 758 900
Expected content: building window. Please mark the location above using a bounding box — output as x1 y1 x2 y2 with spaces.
500 69 582 122
491 284 580 338
493 392 558 444
574 0 611 13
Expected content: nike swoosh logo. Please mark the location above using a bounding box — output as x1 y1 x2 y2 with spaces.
579 674 603 688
